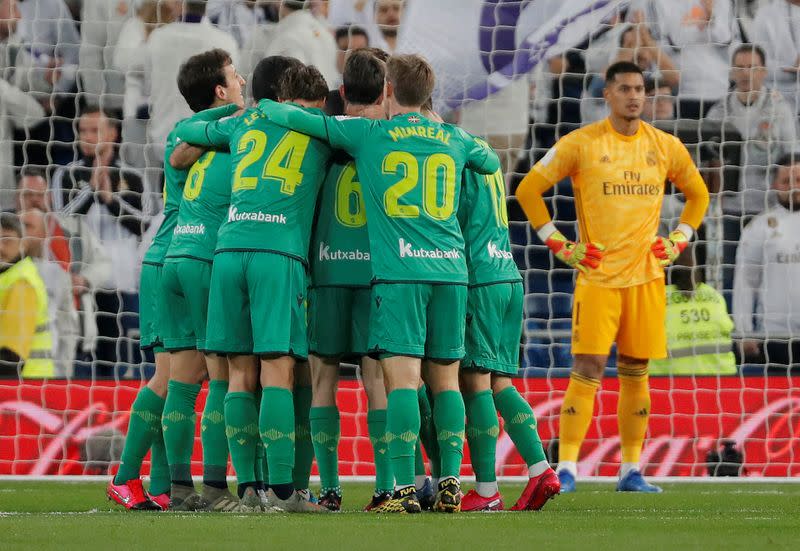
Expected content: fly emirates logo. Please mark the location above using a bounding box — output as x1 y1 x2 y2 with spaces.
398 238 460 260
227 206 287 225
319 242 370 262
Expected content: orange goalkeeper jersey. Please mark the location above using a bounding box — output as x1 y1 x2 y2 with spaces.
531 119 704 288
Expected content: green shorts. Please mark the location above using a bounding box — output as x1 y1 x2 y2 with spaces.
369 282 467 361
462 281 523 375
308 286 370 358
139 261 165 353
161 258 212 351
205 251 308 358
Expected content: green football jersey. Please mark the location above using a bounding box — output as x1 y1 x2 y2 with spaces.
176 107 332 263
260 101 501 284
143 104 238 264
142 126 189 264
164 150 232 262
311 156 371 287
458 169 521 286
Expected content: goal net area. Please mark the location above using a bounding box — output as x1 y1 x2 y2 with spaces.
0 0 798 479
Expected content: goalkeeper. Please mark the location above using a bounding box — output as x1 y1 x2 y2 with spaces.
516 61 709 493
258 54 500 513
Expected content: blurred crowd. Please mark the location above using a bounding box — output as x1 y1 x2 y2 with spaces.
0 0 798 377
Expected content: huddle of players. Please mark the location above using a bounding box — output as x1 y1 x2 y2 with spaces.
107 46 560 514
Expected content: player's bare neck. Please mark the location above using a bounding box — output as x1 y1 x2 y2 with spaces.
346 104 384 120
608 115 640 137
390 104 423 118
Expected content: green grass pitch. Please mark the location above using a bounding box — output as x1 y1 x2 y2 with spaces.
1 481 798 550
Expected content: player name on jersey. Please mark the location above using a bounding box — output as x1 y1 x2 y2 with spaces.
388 125 451 144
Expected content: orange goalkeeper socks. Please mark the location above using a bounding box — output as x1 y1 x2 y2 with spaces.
558 372 600 463
617 364 650 465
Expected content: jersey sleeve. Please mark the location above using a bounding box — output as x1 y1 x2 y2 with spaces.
258 99 369 154
531 133 580 184
175 114 238 148
666 136 710 230
462 131 501 175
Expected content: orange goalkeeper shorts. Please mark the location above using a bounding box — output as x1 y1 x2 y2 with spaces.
571 277 666 360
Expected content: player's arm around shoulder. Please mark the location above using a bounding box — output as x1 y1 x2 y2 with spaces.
175 104 241 148
454 126 501 175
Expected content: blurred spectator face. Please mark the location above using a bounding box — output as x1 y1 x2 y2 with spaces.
620 27 654 70
20 209 46 259
0 228 21 265
78 112 119 160
773 162 800 209
18 174 50 212
642 85 673 122
731 49 766 94
375 0 403 37
336 32 370 75
604 71 645 121
0 0 20 41
311 0 329 19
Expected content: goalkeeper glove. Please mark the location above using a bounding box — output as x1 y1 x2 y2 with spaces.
651 229 691 267
543 230 605 274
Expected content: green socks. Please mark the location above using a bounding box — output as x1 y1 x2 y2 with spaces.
494 386 547 466
310 406 340 491
202 380 229 487
255 439 268 487
292 386 314 490
148 433 171 496
259 387 295 486
386 389 420 487
417 384 440 479
162 380 200 485
115 386 166 486
367 409 393 493
464 390 499 483
433 390 466 479
224 391 258 485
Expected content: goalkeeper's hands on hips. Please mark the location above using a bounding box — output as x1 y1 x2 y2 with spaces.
651 225 693 267
538 223 605 274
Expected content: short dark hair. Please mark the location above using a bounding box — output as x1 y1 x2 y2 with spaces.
732 43 766 67
387 54 435 107
362 47 389 63
252 56 304 102
184 1 208 17
79 106 118 126
776 152 800 169
605 61 644 83
279 65 328 103
177 48 232 112
618 24 634 47
335 25 369 47
282 0 306 11
342 49 385 105
0 212 21 237
19 166 47 183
